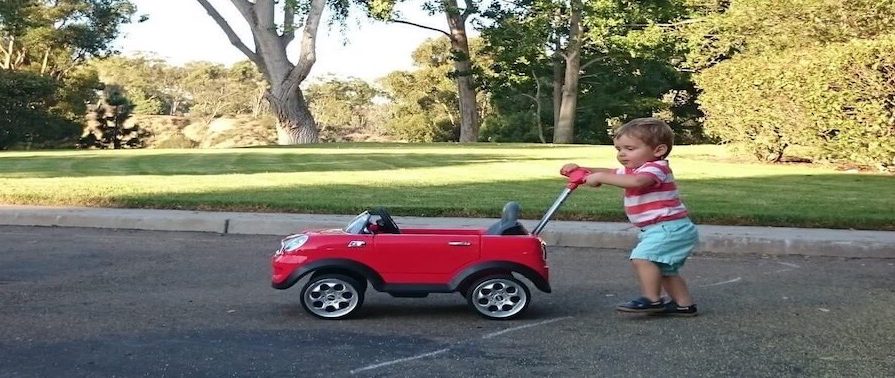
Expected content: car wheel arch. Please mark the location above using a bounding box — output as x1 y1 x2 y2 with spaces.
450 261 551 294
290 259 384 291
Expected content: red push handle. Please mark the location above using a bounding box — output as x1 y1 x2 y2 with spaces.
562 167 591 189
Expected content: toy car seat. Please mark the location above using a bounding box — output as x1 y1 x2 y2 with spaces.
485 201 528 235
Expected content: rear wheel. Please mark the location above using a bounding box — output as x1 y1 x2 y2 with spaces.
300 274 365 319
466 275 530 320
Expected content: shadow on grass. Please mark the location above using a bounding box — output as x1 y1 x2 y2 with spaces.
75 174 895 230
0 152 533 178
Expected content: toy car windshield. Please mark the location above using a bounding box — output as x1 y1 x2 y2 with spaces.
343 211 371 234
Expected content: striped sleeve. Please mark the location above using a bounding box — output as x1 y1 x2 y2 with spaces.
634 163 667 186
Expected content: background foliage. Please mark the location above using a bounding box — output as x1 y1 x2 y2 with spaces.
0 69 80 149
686 0 895 169
0 0 893 171
0 0 138 149
698 37 895 168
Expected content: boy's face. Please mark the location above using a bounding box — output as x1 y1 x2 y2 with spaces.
613 134 667 169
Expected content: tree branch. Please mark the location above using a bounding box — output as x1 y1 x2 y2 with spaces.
460 0 477 21
579 56 604 71
282 2 296 46
253 0 275 34
282 0 325 97
388 19 452 39
196 0 260 63
624 18 705 29
229 0 254 22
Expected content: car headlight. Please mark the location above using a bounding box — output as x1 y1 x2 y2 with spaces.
279 234 309 254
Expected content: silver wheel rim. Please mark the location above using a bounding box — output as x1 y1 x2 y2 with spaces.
304 278 359 318
472 278 527 318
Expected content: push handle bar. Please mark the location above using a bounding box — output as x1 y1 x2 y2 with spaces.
561 167 591 189
531 168 592 235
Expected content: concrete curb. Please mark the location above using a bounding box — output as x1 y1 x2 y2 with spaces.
1 205 893 259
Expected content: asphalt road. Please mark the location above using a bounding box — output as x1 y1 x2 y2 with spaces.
1 226 893 377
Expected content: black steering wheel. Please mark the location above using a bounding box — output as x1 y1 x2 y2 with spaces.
370 207 400 234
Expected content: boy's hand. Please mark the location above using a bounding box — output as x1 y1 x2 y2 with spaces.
584 172 603 187
560 163 579 175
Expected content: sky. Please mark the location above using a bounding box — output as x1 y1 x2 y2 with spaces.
113 0 459 83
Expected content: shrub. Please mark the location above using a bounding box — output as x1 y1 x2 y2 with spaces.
697 36 895 170
386 113 455 142
78 87 147 149
480 112 548 143
154 134 197 149
0 70 80 149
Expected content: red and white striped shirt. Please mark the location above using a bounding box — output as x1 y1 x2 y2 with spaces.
615 160 688 227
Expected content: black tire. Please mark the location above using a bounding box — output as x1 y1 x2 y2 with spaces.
465 275 531 320
300 273 365 319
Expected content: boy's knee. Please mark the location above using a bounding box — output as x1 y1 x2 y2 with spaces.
659 261 684 275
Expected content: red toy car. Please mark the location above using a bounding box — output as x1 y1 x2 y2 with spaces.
271 169 590 320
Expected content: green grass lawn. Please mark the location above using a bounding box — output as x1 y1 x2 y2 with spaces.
1 143 893 230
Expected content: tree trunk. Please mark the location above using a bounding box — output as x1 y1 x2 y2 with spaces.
528 68 547 144
1 37 12 69
196 0 324 145
268 89 319 144
444 0 479 143
552 48 564 136
553 0 582 144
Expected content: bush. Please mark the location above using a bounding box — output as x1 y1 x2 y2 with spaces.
386 113 455 142
78 88 147 149
154 134 197 149
480 112 548 143
0 70 80 149
697 36 895 170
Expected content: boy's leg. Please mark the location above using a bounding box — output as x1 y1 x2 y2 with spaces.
615 258 665 312
632 259 663 302
661 275 693 306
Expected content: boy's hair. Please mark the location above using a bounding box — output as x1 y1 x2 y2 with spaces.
614 117 674 158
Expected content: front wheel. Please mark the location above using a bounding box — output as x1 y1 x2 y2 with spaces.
300 274 365 319
466 275 531 320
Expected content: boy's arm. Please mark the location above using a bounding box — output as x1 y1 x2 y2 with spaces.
585 171 657 189
579 167 615 174
560 163 615 175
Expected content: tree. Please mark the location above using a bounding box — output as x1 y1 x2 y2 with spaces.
480 0 600 143
0 0 138 148
479 0 700 144
180 61 266 120
378 37 494 142
680 0 895 72
0 0 139 78
553 0 581 144
91 55 170 114
478 0 560 143
368 0 482 142
683 0 895 168
78 85 145 149
196 0 330 144
0 69 80 149
306 77 379 141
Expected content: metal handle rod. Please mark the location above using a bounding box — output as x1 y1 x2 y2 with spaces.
531 187 574 235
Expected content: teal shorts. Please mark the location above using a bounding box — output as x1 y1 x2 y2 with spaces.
630 218 699 276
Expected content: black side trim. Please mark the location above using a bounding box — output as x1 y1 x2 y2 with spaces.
449 261 551 293
381 283 452 297
271 259 384 290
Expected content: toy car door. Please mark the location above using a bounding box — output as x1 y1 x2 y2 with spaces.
370 234 480 283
